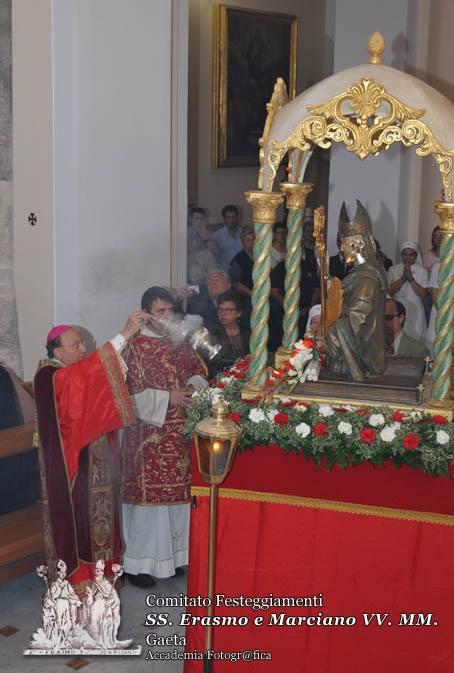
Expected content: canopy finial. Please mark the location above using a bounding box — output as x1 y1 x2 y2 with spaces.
368 32 384 64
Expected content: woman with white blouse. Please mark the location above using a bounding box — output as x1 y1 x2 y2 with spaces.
388 241 428 341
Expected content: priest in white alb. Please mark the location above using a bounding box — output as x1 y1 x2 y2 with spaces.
121 286 208 588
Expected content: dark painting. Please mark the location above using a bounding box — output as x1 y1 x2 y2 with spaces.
213 6 297 168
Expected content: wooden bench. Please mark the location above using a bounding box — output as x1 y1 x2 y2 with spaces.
0 420 44 584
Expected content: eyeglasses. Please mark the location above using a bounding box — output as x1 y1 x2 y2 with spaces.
150 309 174 316
217 307 238 313
60 340 86 349
385 314 398 320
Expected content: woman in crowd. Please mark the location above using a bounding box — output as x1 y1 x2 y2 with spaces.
208 290 250 376
270 222 287 268
305 304 321 337
422 226 442 271
387 241 428 341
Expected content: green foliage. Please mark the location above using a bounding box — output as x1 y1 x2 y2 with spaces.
185 379 454 479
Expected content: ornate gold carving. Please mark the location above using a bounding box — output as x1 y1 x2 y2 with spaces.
258 78 289 189
306 77 425 159
264 76 454 198
244 191 284 223
314 206 328 337
433 201 454 234
326 276 344 329
368 31 385 64
279 181 314 210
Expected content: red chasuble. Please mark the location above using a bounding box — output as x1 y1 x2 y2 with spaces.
122 335 207 505
34 343 134 591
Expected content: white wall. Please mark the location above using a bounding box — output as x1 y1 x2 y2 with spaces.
419 0 454 252
53 0 179 347
13 0 54 378
327 0 411 259
13 0 188 377
188 0 330 224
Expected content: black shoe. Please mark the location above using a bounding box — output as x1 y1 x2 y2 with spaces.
174 566 185 576
125 572 156 588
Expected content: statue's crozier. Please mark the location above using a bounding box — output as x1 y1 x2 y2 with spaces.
326 200 387 381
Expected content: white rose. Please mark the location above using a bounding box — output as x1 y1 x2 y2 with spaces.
210 388 223 405
279 397 292 404
249 408 266 423
410 411 422 420
293 339 305 350
380 425 396 442
436 429 450 446
266 408 279 421
369 413 385 427
220 376 234 385
338 421 352 435
295 422 311 438
390 422 401 431
288 368 298 377
318 404 334 417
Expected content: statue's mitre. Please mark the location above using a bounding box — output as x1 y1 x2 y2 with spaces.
338 199 372 236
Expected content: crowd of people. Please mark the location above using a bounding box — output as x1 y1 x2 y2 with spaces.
186 204 441 362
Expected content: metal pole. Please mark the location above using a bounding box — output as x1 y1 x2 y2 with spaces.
203 483 218 673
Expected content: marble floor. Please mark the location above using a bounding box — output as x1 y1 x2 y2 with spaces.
0 571 189 673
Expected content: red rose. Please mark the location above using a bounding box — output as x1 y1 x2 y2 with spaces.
334 407 349 413
403 433 419 450
282 400 296 408
232 372 246 379
236 362 249 371
360 428 377 444
274 412 289 426
303 338 316 349
432 415 448 426
228 412 241 424
217 383 225 389
356 408 369 416
391 411 405 422
209 378 217 385
297 402 309 409
313 423 328 436
265 379 275 387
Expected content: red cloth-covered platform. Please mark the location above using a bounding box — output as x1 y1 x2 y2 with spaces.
184 444 454 673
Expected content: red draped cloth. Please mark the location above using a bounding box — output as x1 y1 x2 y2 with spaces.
185 444 454 673
34 343 134 591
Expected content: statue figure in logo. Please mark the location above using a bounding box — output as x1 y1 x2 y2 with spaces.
326 200 387 381
85 559 132 649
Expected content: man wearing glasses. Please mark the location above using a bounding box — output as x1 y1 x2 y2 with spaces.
384 298 429 358
34 310 148 593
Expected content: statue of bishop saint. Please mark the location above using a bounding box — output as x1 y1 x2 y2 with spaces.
326 200 387 381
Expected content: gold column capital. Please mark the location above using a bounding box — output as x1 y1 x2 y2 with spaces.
433 201 454 234
245 191 284 223
279 182 314 210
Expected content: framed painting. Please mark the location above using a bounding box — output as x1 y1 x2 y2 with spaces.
212 5 297 168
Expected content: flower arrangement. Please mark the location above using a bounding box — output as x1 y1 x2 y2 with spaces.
185 357 454 478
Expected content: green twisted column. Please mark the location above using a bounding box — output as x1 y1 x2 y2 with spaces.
430 201 454 407
275 183 314 368
242 191 284 397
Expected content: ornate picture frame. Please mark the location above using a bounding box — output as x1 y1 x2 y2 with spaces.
212 4 297 168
